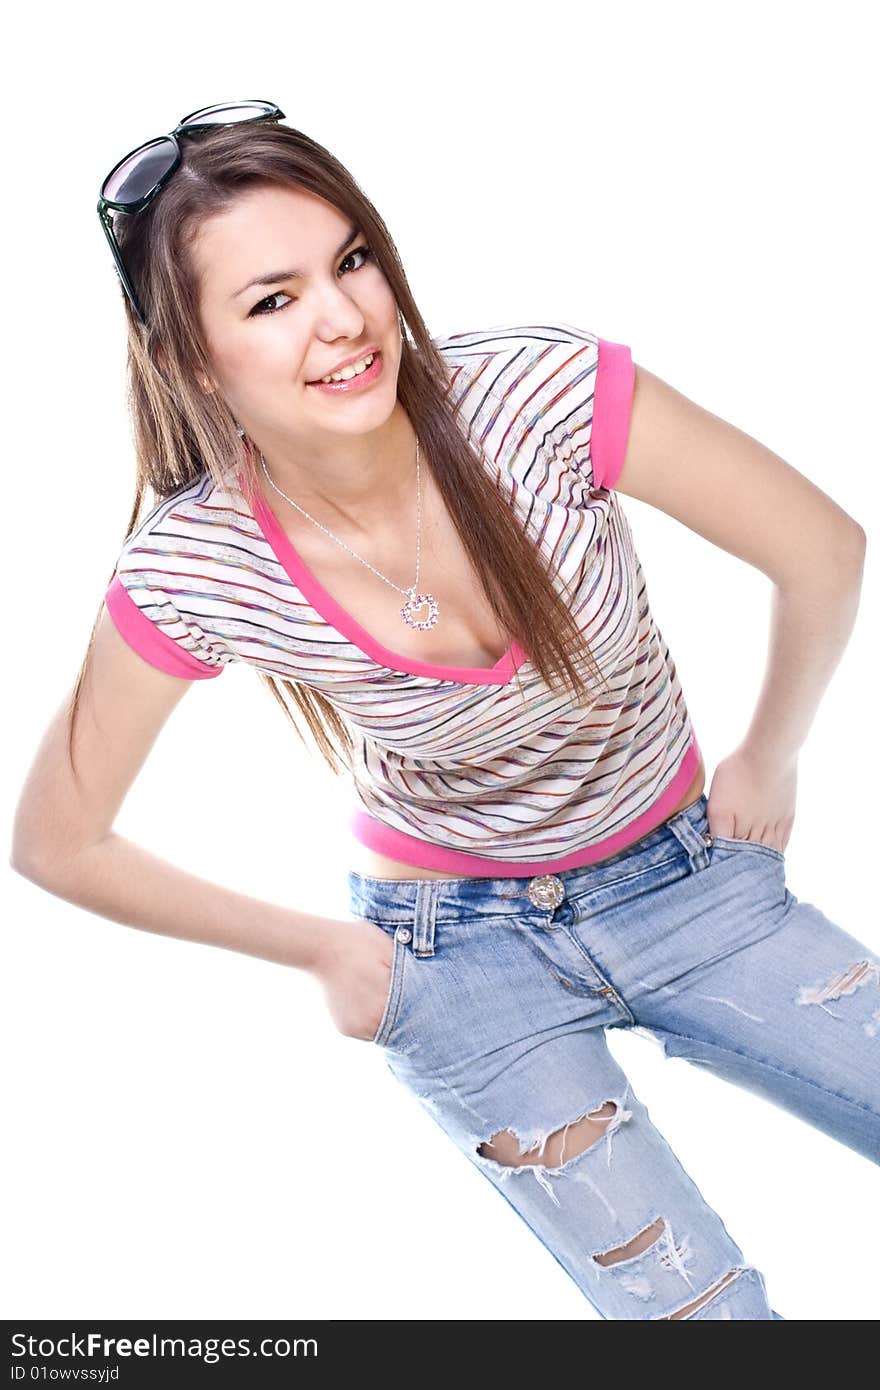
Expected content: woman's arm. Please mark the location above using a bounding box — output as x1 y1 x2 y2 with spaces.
615 363 867 764
10 611 334 973
614 362 865 847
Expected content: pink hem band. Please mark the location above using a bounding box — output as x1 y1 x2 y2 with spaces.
349 730 703 876
592 338 635 491
104 573 222 679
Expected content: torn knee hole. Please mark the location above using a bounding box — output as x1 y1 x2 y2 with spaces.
592 1216 666 1266
797 958 880 1007
663 1267 743 1319
477 1100 620 1169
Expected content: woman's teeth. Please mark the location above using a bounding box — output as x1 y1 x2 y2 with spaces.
319 352 375 384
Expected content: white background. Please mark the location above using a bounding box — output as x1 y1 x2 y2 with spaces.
4 0 878 1322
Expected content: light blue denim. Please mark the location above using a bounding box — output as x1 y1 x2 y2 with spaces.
347 792 880 1320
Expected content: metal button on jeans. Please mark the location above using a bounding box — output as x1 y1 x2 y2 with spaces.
526 874 566 910
396 927 412 943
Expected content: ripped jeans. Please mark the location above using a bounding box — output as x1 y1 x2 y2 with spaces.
347 792 880 1320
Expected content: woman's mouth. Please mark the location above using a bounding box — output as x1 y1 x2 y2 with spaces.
307 350 384 394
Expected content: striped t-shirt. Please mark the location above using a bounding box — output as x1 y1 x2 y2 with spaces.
103 321 702 875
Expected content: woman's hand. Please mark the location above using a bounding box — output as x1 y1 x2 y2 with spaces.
706 743 798 854
310 917 396 1042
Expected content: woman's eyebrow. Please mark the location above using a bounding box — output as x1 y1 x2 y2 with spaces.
232 224 361 299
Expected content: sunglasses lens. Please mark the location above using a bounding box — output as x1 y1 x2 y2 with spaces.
102 136 178 205
179 101 277 126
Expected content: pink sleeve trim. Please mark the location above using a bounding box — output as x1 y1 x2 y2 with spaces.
104 572 223 679
592 337 635 490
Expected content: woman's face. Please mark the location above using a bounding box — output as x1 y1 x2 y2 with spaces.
192 183 402 451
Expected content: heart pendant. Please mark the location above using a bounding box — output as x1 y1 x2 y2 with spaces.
400 589 440 630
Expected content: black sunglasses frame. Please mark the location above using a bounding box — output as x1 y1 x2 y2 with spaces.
97 99 286 328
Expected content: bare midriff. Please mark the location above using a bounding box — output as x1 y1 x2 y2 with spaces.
349 750 707 880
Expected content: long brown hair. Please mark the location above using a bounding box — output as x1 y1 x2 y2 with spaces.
68 119 612 777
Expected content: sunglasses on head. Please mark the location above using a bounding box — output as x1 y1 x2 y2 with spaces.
97 99 286 328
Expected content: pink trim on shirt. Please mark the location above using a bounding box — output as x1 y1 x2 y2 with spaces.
592 338 635 490
104 573 222 679
349 730 703 876
237 466 529 685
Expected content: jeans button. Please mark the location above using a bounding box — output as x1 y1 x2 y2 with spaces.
527 874 566 909
396 927 412 943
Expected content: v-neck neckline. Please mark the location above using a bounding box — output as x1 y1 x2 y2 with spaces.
237 468 528 686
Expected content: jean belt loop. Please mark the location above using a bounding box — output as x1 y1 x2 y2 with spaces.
666 809 712 872
412 880 440 957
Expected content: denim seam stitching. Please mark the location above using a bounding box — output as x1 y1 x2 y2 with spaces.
710 835 785 862
507 918 637 1019
558 930 637 1020
372 935 407 1045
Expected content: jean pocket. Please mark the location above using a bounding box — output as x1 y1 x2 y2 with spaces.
709 834 785 864
369 924 410 1047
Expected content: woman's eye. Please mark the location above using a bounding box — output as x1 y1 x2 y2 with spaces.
339 245 373 274
249 291 293 317
248 247 373 317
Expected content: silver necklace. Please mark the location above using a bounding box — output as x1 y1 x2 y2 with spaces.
257 437 441 631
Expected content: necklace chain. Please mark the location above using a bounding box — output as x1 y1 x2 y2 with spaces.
257 435 441 630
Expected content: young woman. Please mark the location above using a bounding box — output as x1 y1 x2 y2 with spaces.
12 100 878 1321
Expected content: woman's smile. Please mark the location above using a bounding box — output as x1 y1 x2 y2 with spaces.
307 349 384 395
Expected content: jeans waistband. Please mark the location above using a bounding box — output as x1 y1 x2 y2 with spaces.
348 793 711 924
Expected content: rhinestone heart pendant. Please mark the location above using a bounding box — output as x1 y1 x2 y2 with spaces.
400 588 440 630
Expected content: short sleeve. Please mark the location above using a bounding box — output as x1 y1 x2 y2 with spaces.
103 567 229 680
539 324 635 492
439 322 636 501
591 336 635 491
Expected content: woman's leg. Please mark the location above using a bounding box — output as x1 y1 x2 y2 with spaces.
615 806 880 1163
348 869 785 1319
